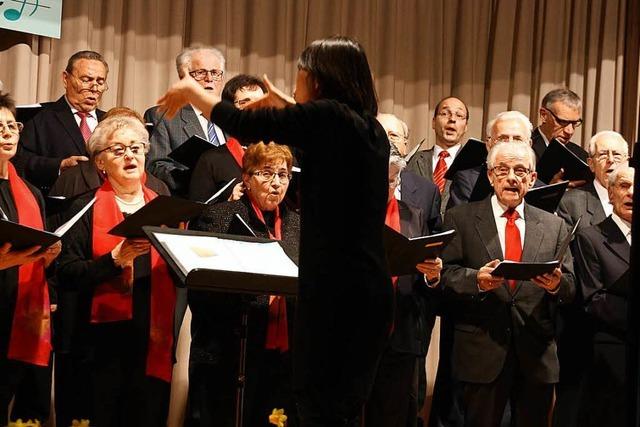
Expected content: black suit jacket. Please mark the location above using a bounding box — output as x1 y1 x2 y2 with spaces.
407 147 452 216
389 200 440 356
574 216 629 341
556 181 607 231
400 169 442 233
441 197 575 384
14 96 105 194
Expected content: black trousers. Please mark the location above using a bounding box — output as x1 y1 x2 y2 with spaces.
54 351 92 427
461 352 554 427
365 350 418 427
0 357 51 424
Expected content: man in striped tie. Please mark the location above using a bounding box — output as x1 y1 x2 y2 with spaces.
407 97 469 215
145 46 227 197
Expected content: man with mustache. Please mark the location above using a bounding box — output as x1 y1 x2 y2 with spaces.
408 96 468 215
145 47 227 197
14 50 109 194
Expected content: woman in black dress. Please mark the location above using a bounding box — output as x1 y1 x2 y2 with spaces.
159 36 392 426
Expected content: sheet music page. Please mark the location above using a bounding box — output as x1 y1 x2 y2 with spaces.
54 197 97 236
154 233 298 278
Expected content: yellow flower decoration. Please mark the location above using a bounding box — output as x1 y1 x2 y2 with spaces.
268 408 288 427
8 420 41 427
71 420 91 427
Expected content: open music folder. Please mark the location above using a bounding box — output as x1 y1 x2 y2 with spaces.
0 197 95 249
168 134 214 169
537 139 593 183
143 226 298 295
490 217 581 280
384 227 456 276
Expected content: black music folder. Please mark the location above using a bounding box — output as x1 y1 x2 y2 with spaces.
537 139 593 183
16 104 49 123
444 138 486 180
384 227 456 276
143 226 298 295
168 135 213 169
490 217 580 280
524 180 569 213
0 197 95 249
109 196 205 238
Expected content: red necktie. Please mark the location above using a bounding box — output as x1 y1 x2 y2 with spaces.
503 208 522 290
77 112 92 143
433 150 450 193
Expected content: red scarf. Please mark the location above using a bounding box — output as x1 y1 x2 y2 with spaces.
248 195 288 352
6 163 51 366
226 137 245 169
91 180 176 382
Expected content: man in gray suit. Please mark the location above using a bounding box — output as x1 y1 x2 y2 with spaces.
407 97 468 214
557 130 629 230
145 46 227 196
442 141 575 427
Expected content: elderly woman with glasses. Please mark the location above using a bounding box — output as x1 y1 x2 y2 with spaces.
188 141 300 427
57 115 176 427
0 92 61 425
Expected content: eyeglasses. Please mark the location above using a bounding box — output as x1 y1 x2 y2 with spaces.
543 107 582 129
99 142 148 157
189 68 224 82
437 109 467 121
493 135 529 144
490 165 531 178
70 74 109 92
386 131 407 144
252 170 292 183
594 150 627 163
0 121 23 134
234 98 253 108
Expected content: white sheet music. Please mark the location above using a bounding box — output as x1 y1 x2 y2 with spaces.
153 232 298 278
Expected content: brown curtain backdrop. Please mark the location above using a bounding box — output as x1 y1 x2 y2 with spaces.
1 0 639 149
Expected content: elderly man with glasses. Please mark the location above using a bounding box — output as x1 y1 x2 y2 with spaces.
144 46 227 197
13 50 109 195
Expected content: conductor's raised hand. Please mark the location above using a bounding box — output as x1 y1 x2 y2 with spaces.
244 75 295 110
477 259 504 292
157 63 219 119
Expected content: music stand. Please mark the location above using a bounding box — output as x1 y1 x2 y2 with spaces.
143 226 298 427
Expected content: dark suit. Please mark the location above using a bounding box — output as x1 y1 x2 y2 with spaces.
401 170 442 233
531 128 588 163
441 197 575 427
13 96 105 194
553 180 607 427
145 105 221 197
366 200 440 427
408 147 453 216
573 216 629 426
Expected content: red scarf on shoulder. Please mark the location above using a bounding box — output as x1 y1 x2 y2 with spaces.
226 137 244 168
6 163 51 366
91 180 176 382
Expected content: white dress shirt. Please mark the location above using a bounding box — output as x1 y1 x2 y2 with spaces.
66 97 99 133
491 195 526 257
432 144 461 173
593 179 613 217
611 212 632 245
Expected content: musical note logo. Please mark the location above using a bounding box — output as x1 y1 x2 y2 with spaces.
3 0 49 22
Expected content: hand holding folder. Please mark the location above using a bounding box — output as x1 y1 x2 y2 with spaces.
490 217 581 281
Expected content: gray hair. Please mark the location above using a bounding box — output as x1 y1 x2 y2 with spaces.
541 88 582 112
487 141 536 171
608 162 634 187
485 111 533 142
588 130 629 157
175 46 226 77
87 116 149 158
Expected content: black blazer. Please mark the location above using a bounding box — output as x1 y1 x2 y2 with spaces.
210 99 393 401
441 197 575 384
400 169 442 233
14 96 106 193
556 181 607 231
574 216 629 341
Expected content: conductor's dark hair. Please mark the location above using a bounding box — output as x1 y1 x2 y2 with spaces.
0 92 17 117
222 74 266 103
298 36 378 116
65 50 109 74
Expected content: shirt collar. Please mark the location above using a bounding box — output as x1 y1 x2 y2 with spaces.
539 128 551 147
434 143 461 159
65 96 97 119
593 179 612 214
491 194 525 220
611 212 631 239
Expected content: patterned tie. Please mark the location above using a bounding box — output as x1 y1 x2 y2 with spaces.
433 150 450 193
77 111 92 143
204 115 219 146
503 208 522 291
